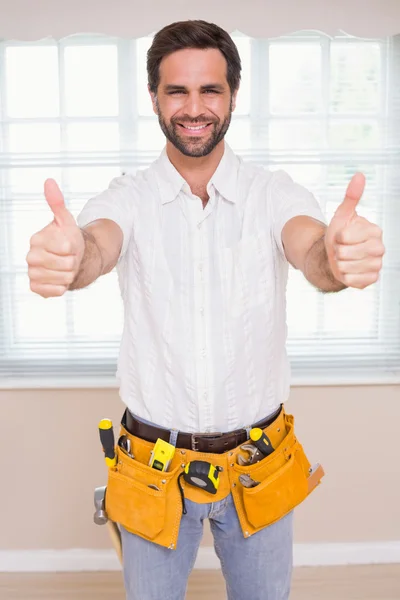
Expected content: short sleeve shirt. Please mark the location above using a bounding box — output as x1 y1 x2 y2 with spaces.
77 143 325 432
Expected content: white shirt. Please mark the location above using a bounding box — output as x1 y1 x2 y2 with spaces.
77 143 325 433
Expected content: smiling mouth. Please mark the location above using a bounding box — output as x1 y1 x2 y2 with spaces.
178 123 212 133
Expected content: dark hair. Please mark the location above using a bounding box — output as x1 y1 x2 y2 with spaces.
147 20 241 95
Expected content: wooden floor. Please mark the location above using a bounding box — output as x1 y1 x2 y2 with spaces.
1 565 400 599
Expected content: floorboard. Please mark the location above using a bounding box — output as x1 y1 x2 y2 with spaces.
0 565 399 599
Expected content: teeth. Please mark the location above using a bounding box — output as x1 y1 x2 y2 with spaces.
184 124 208 130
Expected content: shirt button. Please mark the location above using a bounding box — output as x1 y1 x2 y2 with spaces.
201 348 206 357
200 307 204 316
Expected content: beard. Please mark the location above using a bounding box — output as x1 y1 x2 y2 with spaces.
156 100 232 158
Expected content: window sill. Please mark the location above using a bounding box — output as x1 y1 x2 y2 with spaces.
0 374 399 390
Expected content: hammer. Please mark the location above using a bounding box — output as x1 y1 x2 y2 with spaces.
94 486 123 565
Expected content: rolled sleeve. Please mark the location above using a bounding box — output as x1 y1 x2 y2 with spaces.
77 175 136 258
269 170 326 257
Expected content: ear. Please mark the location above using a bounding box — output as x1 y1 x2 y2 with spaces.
148 84 159 116
231 87 239 112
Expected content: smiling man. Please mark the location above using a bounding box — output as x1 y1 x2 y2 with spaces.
26 20 385 600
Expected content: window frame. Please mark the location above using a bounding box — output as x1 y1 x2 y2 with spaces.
0 32 398 385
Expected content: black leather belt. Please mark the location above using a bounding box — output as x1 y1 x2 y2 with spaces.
122 405 282 454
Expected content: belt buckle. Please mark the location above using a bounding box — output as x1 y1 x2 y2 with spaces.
191 432 223 451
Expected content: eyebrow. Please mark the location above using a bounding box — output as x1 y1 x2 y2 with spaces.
163 83 226 92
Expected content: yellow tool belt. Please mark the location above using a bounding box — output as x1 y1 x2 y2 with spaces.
105 408 324 550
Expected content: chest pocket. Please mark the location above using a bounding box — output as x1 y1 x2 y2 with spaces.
221 234 274 318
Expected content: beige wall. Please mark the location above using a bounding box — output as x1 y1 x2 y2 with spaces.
1 384 399 551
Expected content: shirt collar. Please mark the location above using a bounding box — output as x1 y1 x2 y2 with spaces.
154 142 239 205
208 143 239 204
154 148 186 205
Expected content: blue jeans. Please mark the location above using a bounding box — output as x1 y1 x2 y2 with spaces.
121 494 293 600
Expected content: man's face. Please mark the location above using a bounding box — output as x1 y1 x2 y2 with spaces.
150 48 237 158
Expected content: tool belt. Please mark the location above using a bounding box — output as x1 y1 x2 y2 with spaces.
105 407 324 550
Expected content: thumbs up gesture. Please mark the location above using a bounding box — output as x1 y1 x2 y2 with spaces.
26 179 85 298
324 173 385 289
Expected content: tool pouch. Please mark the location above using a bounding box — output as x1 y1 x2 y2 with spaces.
105 426 183 550
231 413 324 536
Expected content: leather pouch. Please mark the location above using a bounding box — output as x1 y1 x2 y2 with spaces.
105 426 183 550
231 413 324 536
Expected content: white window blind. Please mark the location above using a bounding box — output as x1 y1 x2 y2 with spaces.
0 32 399 383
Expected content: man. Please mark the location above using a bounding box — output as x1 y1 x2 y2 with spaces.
27 20 385 600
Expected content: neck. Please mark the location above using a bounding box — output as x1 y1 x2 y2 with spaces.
166 140 225 198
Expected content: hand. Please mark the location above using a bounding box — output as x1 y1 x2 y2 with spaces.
324 173 385 289
26 179 85 298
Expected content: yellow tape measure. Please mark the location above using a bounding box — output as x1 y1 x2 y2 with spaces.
183 461 221 494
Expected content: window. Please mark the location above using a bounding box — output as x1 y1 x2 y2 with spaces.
0 33 398 381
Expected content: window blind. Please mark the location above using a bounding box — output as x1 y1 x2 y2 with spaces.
0 32 398 382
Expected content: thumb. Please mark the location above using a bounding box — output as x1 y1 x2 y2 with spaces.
44 179 75 228
333 172 365 222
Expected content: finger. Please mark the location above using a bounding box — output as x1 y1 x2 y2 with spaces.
28 266 76 286
336 258 383 275
342 272 380 289
335 220 382 245
30 229 75 256
26 248 76 272
44 179 76 228
29 281 68 298
334 172 366 221
335 239 385 261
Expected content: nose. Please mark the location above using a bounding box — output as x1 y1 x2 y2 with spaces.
184 91 206 119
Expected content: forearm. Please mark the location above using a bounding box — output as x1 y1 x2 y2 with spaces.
68 229 104 290
303 235 347 293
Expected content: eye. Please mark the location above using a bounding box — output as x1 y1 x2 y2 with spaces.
203 89 220 94
168 90 186 95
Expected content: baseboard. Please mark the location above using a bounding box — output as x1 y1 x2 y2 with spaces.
1 542 400 572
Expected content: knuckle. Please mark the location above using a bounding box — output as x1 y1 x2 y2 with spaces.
335 230 344 244
335 245 347 260
342 273 351 286
340 231 350 245
65 256 76 271
30 281 44 296
61 238 74 254
29 233 39 247
54 285 67 297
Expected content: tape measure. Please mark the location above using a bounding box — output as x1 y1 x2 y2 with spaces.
149 438 176 472
183 461 221 494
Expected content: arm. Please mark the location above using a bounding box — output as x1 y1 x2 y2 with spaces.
69 219 123 291
281 174 385 292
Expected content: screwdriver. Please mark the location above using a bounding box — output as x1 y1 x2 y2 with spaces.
249 428 274 457
98 418 117 468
